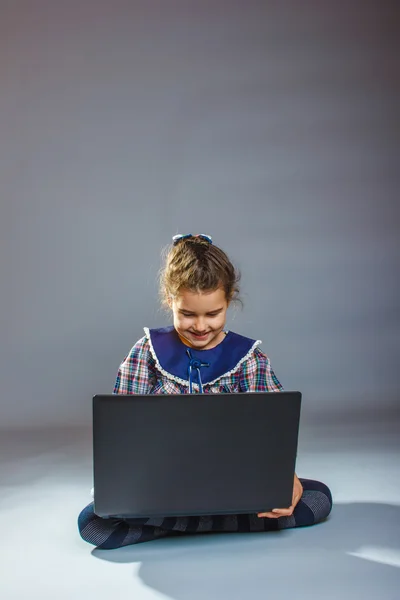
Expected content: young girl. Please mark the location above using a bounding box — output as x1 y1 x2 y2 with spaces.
78 234 332 549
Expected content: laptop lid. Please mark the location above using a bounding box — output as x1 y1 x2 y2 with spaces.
93 392 301 518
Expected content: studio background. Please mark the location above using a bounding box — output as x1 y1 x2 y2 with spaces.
1 0 399 430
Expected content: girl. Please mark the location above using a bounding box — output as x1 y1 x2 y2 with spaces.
78 234 332 549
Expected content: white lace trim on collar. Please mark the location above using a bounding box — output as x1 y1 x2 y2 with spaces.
144 327 262 389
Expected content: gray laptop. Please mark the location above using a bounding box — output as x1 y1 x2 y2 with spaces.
93 391 302 518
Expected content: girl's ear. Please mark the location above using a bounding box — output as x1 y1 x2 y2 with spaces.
166 295 173 309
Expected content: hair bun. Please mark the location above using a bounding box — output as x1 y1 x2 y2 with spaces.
172 234 213 246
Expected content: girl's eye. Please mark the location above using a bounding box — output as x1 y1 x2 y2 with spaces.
180 312 220 317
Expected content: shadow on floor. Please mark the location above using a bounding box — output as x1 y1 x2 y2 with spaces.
91 502 400 600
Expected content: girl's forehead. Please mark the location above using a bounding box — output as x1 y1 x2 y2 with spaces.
175 287 227 309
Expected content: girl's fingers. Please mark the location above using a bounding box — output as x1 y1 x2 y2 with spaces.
259 478 303 518
272 507 293 517
258 506 294 518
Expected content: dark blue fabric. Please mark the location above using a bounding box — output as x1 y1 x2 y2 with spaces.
186 348 210 392
78 479 332 548
149 326 257 385
98 521 130 549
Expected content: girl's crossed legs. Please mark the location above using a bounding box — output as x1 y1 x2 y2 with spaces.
78 478 332 550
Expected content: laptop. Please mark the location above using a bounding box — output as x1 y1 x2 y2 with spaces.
92 391 302 518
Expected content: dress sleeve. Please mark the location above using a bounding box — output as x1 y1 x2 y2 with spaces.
113 336 155 394
239 347 283 392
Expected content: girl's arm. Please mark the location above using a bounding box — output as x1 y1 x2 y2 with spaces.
113 336 155 394
240 348 303 517
239 347 283 393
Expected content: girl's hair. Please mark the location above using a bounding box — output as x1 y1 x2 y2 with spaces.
160 237 240 306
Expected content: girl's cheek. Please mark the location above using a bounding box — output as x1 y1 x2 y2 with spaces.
179 317 191 328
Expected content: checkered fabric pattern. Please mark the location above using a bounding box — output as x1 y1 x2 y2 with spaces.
113 335 283 395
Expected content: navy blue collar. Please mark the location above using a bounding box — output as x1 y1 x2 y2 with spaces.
146 326 260 385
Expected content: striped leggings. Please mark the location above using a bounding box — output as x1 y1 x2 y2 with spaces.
78 478 332 550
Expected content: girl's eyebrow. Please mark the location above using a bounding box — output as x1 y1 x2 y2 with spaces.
179 308 224 315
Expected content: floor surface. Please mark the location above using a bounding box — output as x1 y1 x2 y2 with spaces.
1 414 399 599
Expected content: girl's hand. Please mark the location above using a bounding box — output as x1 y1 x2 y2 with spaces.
257 473 303 519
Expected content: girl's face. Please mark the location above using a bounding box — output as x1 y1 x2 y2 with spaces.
169 287 229 350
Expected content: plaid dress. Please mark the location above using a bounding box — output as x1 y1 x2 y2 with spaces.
114 326 283 395
78 326 332 549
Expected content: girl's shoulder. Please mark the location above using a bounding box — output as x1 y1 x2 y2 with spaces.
120 333 154 367
239 345 273 371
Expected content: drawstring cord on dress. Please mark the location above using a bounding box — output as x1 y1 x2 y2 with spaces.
186 348 210 393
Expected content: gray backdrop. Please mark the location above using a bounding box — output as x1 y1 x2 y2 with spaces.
1 0 399 429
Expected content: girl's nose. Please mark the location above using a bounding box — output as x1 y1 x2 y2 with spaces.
194 319 206 332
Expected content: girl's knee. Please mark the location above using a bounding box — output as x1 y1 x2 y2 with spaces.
319 482 333 519
314 481 333 520
77 502 96 536
77 502 131 549
78 502 109 547
293 479 333 527
300 479 333 507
